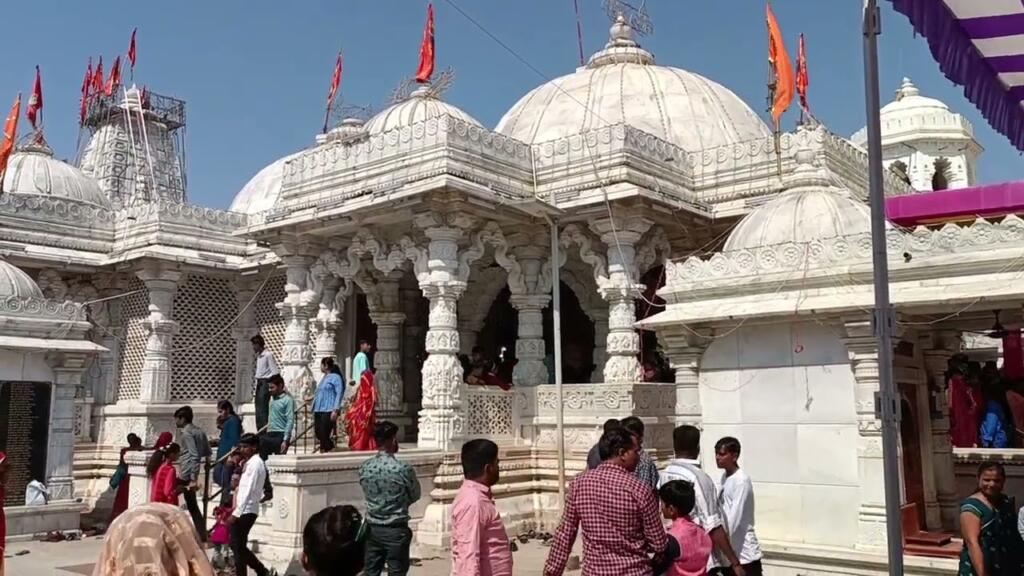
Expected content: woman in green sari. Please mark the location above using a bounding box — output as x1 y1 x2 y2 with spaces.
960 461 1024 575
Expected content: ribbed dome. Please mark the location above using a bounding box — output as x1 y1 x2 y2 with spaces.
229 151 304 216
3 143 110 208
724 132 879 251
879 77 949 116
496 17 771 150
364 86 482 136
851 77 974 146
0 260 43 299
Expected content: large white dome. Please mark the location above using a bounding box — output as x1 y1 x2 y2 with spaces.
3 143 110 208
724 134 878 251
229 151 304 216
364 86 482 136
496 17 771 150
0 259 43 299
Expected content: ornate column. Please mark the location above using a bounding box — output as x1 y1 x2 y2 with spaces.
309 275 347 368
591 216 652 384
659 327 708 428
46 353 91 501
276 252 320 398
232 278 259 404
843 318 892 552
137 264 182 404
921 329 961 530
508 244 551 386
416 221 470 450
591 310 609 383
401 286 425 413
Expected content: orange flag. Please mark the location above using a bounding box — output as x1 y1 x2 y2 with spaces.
27 67 42 130
415 3 435 84
92 57 104 98
0 93 21 188
767 3 795 130
105 56 122 97
797 33 810 112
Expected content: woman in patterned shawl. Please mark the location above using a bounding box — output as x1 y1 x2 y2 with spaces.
345 369 378 451
92 502 215 576
960 461 1024 575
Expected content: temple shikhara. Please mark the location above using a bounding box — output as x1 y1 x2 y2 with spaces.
2 7 1021 575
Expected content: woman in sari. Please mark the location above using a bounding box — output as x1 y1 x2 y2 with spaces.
93 502 215 576
345 369 378 451
108 433 144 525
960 461 1024 575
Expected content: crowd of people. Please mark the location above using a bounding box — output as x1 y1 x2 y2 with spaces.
949 355 1024 450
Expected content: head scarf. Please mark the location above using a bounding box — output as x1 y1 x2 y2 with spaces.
153 432 173 451
92 503 214 576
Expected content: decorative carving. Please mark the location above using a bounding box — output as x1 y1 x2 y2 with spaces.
466 388 514 438
559 224 610 289
458 221 522 288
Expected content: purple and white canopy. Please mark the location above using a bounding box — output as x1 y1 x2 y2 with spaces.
889 0 1024 151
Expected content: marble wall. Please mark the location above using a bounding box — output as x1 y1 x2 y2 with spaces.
700 322 861 549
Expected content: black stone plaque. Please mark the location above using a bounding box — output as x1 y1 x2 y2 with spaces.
0 381 51 505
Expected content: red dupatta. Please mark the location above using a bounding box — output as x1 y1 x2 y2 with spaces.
345 370 378 451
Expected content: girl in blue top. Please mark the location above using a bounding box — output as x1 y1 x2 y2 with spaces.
314 357 346 453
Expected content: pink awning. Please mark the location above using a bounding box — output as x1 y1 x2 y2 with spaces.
885 180 1024 226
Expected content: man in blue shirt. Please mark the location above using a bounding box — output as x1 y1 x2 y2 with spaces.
258 374 294 501
314 357 346 453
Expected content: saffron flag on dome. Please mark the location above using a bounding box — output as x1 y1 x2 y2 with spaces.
415 3 435 84
766 3 794 129
27 67 42 130
92 57 104 99
323 51 343 133
128 28 138 71
80 58 93 126
0 93 20 188
105 56 122 97
796 33 809 113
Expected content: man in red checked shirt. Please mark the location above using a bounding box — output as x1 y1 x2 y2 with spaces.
544 427 677 576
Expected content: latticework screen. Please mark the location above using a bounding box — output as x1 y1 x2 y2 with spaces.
171 275 238 402
115 277 149 402
254 275 287 360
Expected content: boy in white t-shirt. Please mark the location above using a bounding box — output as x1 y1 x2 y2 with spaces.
713 437 763 576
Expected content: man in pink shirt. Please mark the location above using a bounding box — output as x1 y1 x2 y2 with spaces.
451 439 512 576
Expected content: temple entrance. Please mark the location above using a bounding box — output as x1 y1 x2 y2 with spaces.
899 384 926 527
477 282 595 384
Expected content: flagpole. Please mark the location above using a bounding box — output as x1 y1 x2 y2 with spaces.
862 1 903 574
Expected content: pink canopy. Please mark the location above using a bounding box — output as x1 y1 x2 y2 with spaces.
885 180 1024 226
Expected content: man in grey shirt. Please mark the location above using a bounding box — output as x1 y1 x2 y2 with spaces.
586 418 621 470
175 405 211 542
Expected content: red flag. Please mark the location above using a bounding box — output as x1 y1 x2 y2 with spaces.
767 3 795 130
105 56 122 97
323 52 344 133
128 28 138 70
92 57 105 98
415 3 435 84
27 67 42 130
797 33 810 112
0 93 21 187
80 58 93 125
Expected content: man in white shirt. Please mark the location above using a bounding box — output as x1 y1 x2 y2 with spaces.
659 425 745 576
713 437 763 576
228 433 274 576
251 335 280 433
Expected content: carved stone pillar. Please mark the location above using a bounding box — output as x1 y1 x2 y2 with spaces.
373 312 407 416
232 279 258 404
276 253 320 399
511 295 550 386
47 353 91 501
417 224 469 450
401 286 424 412
843 319 892 552
659 328 708 428
591 310 609 383
137 265 181 404
310 276 346 368
921 330 961 530
592 217 652 384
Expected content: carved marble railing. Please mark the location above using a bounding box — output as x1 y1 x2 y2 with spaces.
466 387 516 442
666 215 1024 289
0 296 87 322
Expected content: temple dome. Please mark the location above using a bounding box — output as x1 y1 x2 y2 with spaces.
0 259 43 299
364 86 482 136
495 17 771 150
2 142 110 208
229 151 304 216
724 132 878 251
851 77 974 146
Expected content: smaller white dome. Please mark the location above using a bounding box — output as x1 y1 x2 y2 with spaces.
724 136 879 251
3 143 110 208
879 77 949 115
364 86 482 136
0 260 43 299
229 151 304 216
852 77 974 146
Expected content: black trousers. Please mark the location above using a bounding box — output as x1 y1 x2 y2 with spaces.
254 378 271 432
710 560 764 576
182 487 208 541
364 523 413 576
314 411 336 452
231 513 269 576
258 432 284 499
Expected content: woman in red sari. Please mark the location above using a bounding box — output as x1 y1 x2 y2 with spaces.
345 369 378 451
107 433 147 525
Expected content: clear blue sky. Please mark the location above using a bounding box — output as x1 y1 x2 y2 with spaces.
2 1 1019 210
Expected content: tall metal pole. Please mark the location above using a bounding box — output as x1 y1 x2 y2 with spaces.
862 2 904 573
551 219 566 503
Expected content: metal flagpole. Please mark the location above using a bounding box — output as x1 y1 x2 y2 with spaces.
862 1 903 574
551 219 565 503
